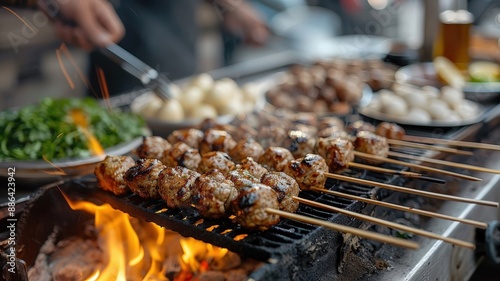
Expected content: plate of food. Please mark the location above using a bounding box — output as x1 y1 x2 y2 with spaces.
395 58 500 99
0 98 149 183
130 73 267 138
358 83 486 127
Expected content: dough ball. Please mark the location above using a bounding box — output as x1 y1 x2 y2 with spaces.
189 104 218 120
440 86 464 108
137 94 163 118
179 86 205 111
190 73 214 92
242 82 263 104
402 90 428 109
455 101 478 120
205 80 236 109
421 86 440 99
427 99 451 120
406 108 432 123
381 95 408 117
156 99 185 121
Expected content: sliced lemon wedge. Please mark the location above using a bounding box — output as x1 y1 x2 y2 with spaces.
469 61 500 82
433 56 466 89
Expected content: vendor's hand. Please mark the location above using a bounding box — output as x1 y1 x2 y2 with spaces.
221 1 269 46
38 0 124 50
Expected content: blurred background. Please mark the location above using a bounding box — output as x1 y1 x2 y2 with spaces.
0 0 499 109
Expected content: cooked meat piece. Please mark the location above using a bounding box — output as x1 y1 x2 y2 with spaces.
260 172 300 213
192 169 238 219
94 155 135 195
283 130 316 158
375 122 405 140
317 127 351 139
236 157 268 179
229 138 265 163
256 126 287 149
290 112 318 127
167 128 204 149
258 147 295 172
354 131 389 159
315 137 355 173
226 169 260 191
158 166 200 209
161 142 201 171
198 151 235 175
124 158 166 198
346 120 376 135
231 184 280 231
318 117 345 131
283 154 328 191
135 136 172 160
292 123 318 137
199 129 237 155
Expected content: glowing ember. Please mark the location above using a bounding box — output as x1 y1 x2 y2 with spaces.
179 238 229 274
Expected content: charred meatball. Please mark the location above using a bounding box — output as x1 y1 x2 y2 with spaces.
161 142 201 171
124 159 166 198
192 169 238 219
346 120 376 135
94 155 135 195
375 122 405 140
260 172 300 213
315 137 355 173
198 151 235 175
283 130 316 158
199 129 237 155
135 136 172 160
318 117 345 131
231 184 280 231
229 138 265 163
226 169 260 191
236 157 268 179
283 154 328 191
354 131 389 159
167 128 204 149
256 126 287 149
158 166 200 209
258 147 295 172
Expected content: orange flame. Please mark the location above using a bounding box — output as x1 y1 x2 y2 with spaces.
179 238 229 273
69 108 105 156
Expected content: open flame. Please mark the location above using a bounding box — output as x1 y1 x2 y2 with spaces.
62 194 231 281
68 108 105 156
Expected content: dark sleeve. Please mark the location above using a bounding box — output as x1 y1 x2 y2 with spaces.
0 0 38 8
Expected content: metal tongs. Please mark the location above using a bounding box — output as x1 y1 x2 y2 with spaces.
100 44 176 101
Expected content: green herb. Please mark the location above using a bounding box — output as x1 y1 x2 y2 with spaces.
0 98 146 161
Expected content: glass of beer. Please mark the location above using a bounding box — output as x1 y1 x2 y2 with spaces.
433 9 474 72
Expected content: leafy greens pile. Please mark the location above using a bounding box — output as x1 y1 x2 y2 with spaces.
0 98 146 161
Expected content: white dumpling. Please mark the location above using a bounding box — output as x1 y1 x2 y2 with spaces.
446 112 462 122
205 80 235 110
421 86 440 99
189 104 218 120
365 97 382 112
179 86 205 111
242 82 263 104
454 101 478 120
190 73 214 92
382 95 408 117
426 99 450 120
219 94 244 115
402 90 428 109
137 94 163 118
440 86 464 108
156 99 185 121
406 108 432 123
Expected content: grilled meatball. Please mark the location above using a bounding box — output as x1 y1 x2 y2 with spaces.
226 169 260 191
236 157 268 179
346 120 376 135
315 137 355 173
158 166 200 209
256 126 287 149
161 142 201 171
229 138 265 163
258 147 295 172
375 122 405 140
167 128 204 149
260 172 300 213
354 131 389 159
199 129 237 155
94 155 135 195
198 151 235 175
283 154 328 191
192 169 238 219
318 117 345 131
231 184 280 231
283 130 316 158
135 136 172 160
124 159 166 198
317 127 351 139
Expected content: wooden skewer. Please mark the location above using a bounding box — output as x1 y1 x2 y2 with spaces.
293 197 476 249
387 151 500 175
403 135 500 152
387 139 473 156
353 151 482 182
324 172 498 207
310 188 487 229
265 208 420 250
348 162 447 184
